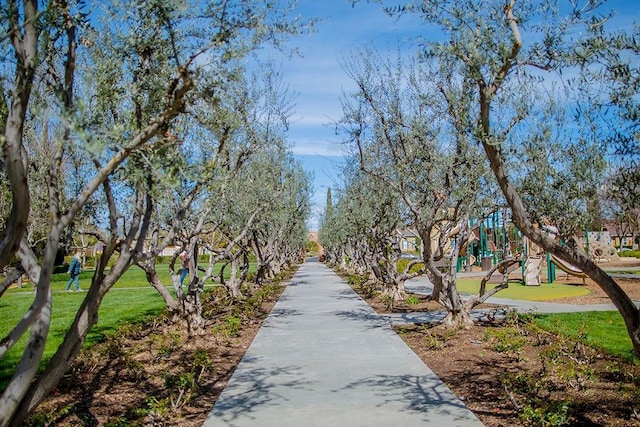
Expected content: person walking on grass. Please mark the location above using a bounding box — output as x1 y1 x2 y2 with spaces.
66 251 82 291
179 250 189 286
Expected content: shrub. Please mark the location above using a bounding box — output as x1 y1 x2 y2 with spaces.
214 314 242 340
619 250 640 258
485 326 528 354
422 326 457 350
406 294 420 305
189 349 213 382
520 401 571 426
53 264 69 274
396 258 424 274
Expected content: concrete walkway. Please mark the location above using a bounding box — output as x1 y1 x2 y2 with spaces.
381 277 640 326
203 259 483 427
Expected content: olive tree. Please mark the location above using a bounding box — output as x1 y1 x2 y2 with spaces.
604 166 640 250
0 1 307 424
388 0 640 353
339 47 512 326
132 62 298 332
337 161 424 301
320 181 374 277
318 187 350 267
249 156 312 285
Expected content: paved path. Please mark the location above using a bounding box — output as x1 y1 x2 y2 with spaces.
406 279 623 313
382 277 640 326
203 259 483 427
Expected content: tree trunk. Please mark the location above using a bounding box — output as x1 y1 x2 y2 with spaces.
182 278 205 337
142 264 179 315
10 255 133 426
428 269 474 329
382 279 406 301
225 258 244 300
0 234 57 427
442 306 473 328
0 1 38 271
379 259 409 302
0 287 51 427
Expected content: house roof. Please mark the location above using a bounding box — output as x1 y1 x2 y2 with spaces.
395 228 420 239
604 222 634 237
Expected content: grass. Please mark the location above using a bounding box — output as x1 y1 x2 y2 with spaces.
602 270 640 274
0 282 167 390
0 262 256 390
535 311 637 362
455 277 591 301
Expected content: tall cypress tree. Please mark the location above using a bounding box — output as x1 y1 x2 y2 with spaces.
325 187 333 219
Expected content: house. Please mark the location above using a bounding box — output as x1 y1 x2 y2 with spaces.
395 228 421 253
604 223 639 250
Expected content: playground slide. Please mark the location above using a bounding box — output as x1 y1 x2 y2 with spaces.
524 256 543 286
550 255 588 279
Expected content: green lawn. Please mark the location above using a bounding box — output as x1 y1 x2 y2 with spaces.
455 277 591 301
0 278 167 389
535 311 637 361
603 270 640 274
0 262 253 390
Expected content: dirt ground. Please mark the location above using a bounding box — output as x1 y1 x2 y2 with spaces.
29 260 640 426
550 264 640 305
395 323 640 426
30 284 286 426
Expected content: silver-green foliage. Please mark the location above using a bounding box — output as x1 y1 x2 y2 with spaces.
0 1 310 424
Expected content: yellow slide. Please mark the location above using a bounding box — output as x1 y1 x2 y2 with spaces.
550 255 587 284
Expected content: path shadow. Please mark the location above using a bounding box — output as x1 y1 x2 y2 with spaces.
384 308 510 326
287 274 310 285
335 373 478 423
334 288 362 300
332 309 388 330
261 307 304 330
204 360 314 426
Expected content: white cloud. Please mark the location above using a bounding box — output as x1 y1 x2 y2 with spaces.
291 142 344 157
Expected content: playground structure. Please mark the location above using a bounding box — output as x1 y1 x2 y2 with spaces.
462 210 520 273
464 213 610 286
520 229 624 285
585 235 621 263
421 209 626 286
520 232 590 286
419 210 519 274
523 255 543 286
550 254 587 285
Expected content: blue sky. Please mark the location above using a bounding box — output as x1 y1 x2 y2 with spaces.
270 0 638 230
272 1 424 229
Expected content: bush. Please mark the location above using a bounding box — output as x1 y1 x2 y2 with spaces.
485 326 528 354
406 294 420 305
65 254 117 268
619 250 640 258
396 258 424 274
53 264 69 274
